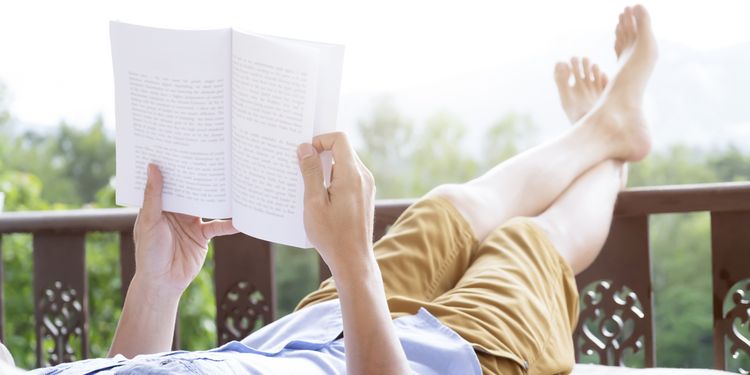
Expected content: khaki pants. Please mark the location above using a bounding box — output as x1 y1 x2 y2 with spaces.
296 198 579 374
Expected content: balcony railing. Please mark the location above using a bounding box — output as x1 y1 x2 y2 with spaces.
0 182 749 370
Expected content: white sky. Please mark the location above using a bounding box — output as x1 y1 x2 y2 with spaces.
0 0 749 131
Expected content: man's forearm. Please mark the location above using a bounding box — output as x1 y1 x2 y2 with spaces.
335 254 410 375
107 275 180 358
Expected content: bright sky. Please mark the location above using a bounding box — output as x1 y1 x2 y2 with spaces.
0 0 748 131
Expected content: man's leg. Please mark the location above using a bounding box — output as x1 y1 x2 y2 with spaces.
426 113 638 242
424 6 658 374
536 52 624 273
431 4 656 243
423 156 624 374
528 2 659 274
532 159 624 274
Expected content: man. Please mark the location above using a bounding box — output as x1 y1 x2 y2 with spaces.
3 4 657 374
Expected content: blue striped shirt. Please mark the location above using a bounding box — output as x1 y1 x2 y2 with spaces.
33 299 481 374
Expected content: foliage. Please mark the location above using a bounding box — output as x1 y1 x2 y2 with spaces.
356 97 416 198
481 112 537 170
3 118 114 206
357 98 539 199
1 86 749 370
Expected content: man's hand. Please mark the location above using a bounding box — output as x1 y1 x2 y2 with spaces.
133 164 238 298
297 132 410 375
109 164 238 358
297 132 376 278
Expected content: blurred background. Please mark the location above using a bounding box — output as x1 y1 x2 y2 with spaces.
1 0 749 369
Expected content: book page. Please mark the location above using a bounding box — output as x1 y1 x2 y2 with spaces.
110 21 232 218
230 30 320 248
283 38 345 136
273 37 345 187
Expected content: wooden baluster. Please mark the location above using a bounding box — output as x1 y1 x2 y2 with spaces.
213 234 275 346
118 231 135 306
33 232 88 368
318 256 331 283
373 202 409 242
574 215 655 366
710 211 750 370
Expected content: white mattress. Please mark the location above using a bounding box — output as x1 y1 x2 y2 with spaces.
573 364 735 374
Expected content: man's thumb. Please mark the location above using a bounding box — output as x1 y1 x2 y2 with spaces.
141 163 163 222
297 143 325 199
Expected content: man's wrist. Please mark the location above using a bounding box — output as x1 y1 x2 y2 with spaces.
128 273 182 309
329 251 381 288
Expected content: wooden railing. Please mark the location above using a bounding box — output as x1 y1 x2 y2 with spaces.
575 182 750 369
0 183 749 370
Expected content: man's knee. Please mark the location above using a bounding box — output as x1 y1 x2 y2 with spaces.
426 184 468 205
529 216 577 268
425 184 485 237
529 215 600 274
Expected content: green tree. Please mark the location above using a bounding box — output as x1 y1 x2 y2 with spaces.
357 97 416 198
358 98 527 199
482 112 536 169
4 119 114 206
406 112 479 194
709 145 750 182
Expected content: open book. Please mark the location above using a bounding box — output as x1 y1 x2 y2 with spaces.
110 22 344 248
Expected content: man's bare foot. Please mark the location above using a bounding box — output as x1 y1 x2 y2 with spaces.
554 57 608 123
584 4 658 162
553 57 629 189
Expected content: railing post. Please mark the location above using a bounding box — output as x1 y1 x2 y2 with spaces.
118 231 135 305
318 256 331 283
373 201 409 242
710 211 750 371
574 215 655 366
32 232 88 367
213 234 275 346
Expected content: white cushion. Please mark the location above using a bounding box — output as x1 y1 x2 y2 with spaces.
573 364 735 375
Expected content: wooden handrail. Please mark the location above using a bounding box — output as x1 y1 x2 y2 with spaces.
614 182 750 216
2 182 750 234
0 208 138 233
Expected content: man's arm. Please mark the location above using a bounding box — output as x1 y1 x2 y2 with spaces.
108 164 238 358
108 276 180 357
297 133 410 375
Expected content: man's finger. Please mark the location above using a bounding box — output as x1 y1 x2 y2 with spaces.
311 132 356 166
202 219 239 240
298 143 326 201
141 163 163 222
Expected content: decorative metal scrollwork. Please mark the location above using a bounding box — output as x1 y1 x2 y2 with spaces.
218 281 270 343
723 280 750 374
38 281 83 366
575 280 646 365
